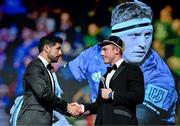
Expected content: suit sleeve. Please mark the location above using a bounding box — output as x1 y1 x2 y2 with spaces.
25 63 67 111
84 81 103 114
113 65 144 105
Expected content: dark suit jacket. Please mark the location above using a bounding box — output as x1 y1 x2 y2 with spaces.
85 61 144 125
17 58 68 125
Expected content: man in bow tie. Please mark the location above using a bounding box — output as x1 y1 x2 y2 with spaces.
59 1 178 125
15 35 79 125
72 36 145 125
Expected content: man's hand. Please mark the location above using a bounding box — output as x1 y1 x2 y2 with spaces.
101 88 112 99
82 110 91 116
67 102 83 116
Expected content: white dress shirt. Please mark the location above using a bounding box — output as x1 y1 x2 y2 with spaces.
105 58 124 88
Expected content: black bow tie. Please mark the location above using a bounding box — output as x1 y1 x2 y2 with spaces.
47 64 54 70
107 64 117 73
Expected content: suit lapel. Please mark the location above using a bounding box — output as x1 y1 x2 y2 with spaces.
103 70 109 85
36 58 52 88
111 61 127 81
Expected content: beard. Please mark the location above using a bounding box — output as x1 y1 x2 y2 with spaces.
48 55 60 63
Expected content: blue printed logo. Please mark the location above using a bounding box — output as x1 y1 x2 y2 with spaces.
145 84 168 108
91 71 102 82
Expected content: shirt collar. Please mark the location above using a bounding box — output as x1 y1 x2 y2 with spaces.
114 58 124 68
38 55 49 68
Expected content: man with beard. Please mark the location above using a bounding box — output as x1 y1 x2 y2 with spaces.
16 35 77 125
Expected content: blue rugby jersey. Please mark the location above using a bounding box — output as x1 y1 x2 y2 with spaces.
69 45 108 102
140 49 178 123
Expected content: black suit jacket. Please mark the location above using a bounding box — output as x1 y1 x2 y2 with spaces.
85 61 144 125
17 58 68 125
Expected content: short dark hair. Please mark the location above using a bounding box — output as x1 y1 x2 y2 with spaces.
38 35 63 52
111 1 152 26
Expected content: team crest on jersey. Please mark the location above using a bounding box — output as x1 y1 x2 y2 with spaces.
91 71 102 82
145 84 168 108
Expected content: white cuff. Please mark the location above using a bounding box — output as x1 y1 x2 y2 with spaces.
80 104 85 113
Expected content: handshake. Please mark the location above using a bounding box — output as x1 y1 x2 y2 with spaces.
66 102 90 116
66 88 112 117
